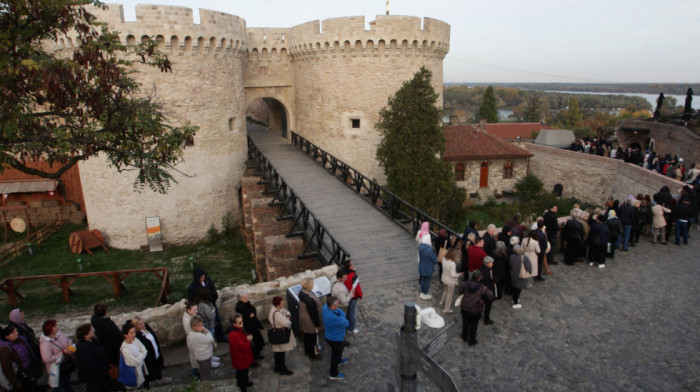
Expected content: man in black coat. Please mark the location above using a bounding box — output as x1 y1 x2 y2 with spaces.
543 205 560 262
90 303 123 367
188 267 226 342
533 220 549 280
478 257 496 325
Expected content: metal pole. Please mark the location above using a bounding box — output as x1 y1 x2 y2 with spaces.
399 302 417 392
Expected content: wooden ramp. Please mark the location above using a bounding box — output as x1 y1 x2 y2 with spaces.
249 130 419 292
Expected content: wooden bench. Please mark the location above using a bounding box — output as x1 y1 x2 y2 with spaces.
0 267 170 308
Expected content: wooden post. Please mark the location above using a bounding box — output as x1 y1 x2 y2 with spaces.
112 273 122 298
4 281 18 307
60 277 70 302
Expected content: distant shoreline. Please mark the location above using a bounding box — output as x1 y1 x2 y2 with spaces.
444 82 699 96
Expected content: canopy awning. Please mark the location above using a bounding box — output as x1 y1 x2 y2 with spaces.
0 179 57 194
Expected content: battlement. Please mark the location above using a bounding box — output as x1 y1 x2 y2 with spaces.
54 4 248 57
246 28 291 62
287 15 450 60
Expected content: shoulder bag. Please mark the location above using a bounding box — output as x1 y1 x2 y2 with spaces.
267 310 291 345
117 350 137 387
49 340 76 374
518 255 531 279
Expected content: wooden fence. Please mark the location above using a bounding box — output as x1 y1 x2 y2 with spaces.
0 267 170 308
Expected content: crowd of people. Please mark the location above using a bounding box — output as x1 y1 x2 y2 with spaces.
0 262 365 391
2 182 696 390
417 183 698 346
570 138 700 185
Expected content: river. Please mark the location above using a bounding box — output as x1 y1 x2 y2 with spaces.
543 90 699 110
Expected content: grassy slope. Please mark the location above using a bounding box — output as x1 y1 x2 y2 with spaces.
0 223 255 320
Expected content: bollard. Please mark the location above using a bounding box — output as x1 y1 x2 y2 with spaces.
399 302 417 392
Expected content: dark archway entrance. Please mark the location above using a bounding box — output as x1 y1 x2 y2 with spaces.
245 97 288 138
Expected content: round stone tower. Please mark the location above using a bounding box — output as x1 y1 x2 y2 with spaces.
61 5 248 249
288 15 450 181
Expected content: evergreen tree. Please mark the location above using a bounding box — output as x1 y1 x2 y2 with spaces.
478 85 499 123
376 67 466 225
523 95 542 122
566 97 581 128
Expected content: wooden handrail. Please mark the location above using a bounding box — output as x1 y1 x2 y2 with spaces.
0 267 171 307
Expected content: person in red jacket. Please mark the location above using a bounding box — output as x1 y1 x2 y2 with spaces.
467 237 487 273
228 314 254 392
343 260 363 334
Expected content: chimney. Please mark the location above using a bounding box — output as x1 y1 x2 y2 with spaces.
479 119 487 132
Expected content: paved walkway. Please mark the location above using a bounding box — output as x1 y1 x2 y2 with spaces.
142 128 700 391
247 129 420 290
152 233 699 391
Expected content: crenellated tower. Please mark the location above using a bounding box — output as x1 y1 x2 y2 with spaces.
57 5 450 249
286 15 450 180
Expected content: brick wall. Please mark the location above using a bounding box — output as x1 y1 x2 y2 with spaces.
241 175 320 282
264 235 318 281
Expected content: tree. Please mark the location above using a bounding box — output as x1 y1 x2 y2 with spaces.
566 97 581 128
478 85 498 123
523 95 542 122
376 66 466 225
0 0 197 193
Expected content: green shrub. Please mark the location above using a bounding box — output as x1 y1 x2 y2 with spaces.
515 174 543 201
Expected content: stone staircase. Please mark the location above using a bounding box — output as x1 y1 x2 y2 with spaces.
477 188 495 201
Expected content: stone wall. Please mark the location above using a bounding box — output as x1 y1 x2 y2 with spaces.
69 5 249 249
31 265 338 346
524 143 687 204
452 158 529 195
616 120 700 165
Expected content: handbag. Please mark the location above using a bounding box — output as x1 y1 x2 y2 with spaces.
267 310 291 345
518 255 531 279
454 294 463 307
107 364 119 381
49 340 76 374
437 247 448 262
117 353 137 387
314 332 322 356
59 354 76 374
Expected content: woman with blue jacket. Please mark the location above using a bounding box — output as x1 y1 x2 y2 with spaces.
322 296 349 381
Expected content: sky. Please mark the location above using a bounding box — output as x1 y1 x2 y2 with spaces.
114 0 700 84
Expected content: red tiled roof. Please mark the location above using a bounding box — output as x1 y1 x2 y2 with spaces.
472 122 548 140
443 125 533 161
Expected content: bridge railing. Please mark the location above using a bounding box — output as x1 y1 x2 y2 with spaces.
290 132 461 247
247 136 350 267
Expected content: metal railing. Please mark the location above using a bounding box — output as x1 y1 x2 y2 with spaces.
290 132 462 247
247 136 350 267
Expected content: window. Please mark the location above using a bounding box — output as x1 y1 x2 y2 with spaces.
455 163 465 181
351 118 361 128
503 160 514 179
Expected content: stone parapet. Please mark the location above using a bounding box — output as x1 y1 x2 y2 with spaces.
28 265 338 346
524 143 687 204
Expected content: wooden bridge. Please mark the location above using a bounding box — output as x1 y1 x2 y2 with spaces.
248 129 459 291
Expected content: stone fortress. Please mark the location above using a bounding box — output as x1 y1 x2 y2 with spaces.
61 4 450 249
